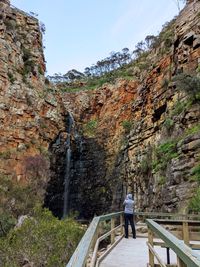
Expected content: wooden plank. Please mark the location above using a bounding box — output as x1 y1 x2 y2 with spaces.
177 256 187 267
135 212 200 220
120 214 124 235
170 231 200 241
88 224 123 267
182 222 189 246
154 219 200 226
147 242 167 267
111 218 115 244
148 228 154 267
99 212 123 222
190 243 200 250
96 235 123 267
67 217 100 267
146 219 200 267
66 211 200 267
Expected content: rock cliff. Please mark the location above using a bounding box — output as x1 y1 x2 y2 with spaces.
56 0 200 216
0 0 65 199
1 0 200 219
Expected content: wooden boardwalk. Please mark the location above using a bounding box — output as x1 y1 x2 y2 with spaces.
67 212 200 267
100 237 177 267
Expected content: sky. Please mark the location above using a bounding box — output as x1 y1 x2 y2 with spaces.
11 0 185 75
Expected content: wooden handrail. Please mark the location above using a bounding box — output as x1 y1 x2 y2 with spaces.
90 224 123 267
66 211 200 267
66 217 100 267
66 212 123 267
146 219 200 267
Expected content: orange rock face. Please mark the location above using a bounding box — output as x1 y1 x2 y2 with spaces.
0 5 65 181
1 0 200 216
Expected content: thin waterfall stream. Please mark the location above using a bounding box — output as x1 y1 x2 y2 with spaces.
63 113 74 218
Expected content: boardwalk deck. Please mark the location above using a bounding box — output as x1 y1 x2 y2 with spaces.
100 237 177 267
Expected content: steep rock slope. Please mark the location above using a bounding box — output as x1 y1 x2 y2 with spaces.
0 0 66 217
56 0 200 216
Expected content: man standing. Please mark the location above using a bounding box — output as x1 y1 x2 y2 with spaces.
123 193 136 239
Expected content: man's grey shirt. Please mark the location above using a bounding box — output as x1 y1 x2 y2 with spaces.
123 198 134 214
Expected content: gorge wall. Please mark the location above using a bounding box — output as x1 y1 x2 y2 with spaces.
59 0 200 216
1 0 200 220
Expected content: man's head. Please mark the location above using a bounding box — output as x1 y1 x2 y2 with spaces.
127 193 133 199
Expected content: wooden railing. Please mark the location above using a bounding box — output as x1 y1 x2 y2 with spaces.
146 219 200 267
66 212 200 267
66 211 123 267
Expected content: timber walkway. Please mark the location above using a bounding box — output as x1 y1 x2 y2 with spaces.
66 212 200 267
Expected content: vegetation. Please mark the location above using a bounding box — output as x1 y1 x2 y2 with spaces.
171 100 188 116
0 206 85 267
83 119 98 137
4 18 16 31
188 188 200 213
0 155 49 219
21 47 36 78
153 140 178 173
0 150 12 159
7 72 15 84
140 157 151 175
191 165 200 183
47 17 176 93
173 73 200 102
189 161 200 213
121 120 132 133
157 176 166 186
163 118 174 132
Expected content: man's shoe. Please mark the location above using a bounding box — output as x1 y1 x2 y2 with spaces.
125 236 128 239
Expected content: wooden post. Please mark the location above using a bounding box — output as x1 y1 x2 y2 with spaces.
177 256 187 267
148 228 154 267
182 221 189 246
120 214 124 236
111 218 115 244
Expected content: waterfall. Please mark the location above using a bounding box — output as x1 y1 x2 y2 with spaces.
63 113 74 218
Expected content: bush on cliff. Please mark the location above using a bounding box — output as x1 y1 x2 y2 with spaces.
0 155 49 219
174 73 200 102
188 188 200 213
0 206 85 267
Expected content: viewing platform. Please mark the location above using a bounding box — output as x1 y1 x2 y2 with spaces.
67 212 200 267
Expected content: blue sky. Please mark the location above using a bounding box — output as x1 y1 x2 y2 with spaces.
11 0 184 75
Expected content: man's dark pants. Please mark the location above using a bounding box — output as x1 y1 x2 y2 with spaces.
124 213 136 238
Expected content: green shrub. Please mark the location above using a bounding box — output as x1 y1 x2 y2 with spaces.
173 73 200 102
163 118 174 131
22 48 35 77
0 155 49 218
188 188 200 213
0 150 12 159
4 19 16 31
171 101 187 116
0 206 85 267
191 165 200 182
121 120 132 133
7 72 15 84
0 212 16 237
140 158 150 174
185 124 200 136
83 119 98 136
153 140 178 172
158 176 166 186
162 78 169 89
